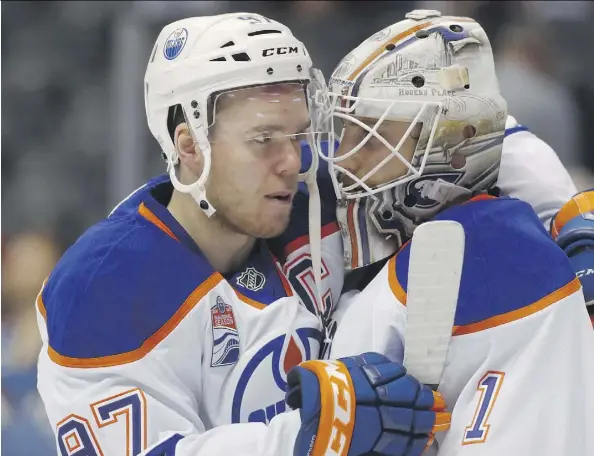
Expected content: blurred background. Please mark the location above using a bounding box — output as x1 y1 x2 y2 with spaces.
2 1 594 453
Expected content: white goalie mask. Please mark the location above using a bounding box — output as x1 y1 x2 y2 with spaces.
313 9 507 270
144 13 327 217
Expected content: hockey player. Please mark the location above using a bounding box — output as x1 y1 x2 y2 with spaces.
313 10 594 455
36 13 450 456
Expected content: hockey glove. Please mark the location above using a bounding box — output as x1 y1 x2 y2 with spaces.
551 190 594 322
286 352 450 456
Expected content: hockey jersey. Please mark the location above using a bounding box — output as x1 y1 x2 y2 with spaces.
37 116 578 455
329 195 594 455
497 115 578 229
35 175 343 455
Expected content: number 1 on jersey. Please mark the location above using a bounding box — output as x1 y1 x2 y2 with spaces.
463 371 505 445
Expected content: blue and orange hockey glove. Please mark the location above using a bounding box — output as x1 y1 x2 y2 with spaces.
287 352 450 456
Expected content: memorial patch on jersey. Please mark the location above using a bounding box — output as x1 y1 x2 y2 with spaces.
211 296 240 367
236 267 266 292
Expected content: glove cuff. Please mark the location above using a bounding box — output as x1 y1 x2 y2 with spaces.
299 360 356 456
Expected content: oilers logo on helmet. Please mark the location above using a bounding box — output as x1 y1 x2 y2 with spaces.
231 328 321 424
163 28 188 60
211 297 240 367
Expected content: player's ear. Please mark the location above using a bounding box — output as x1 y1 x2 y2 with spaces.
174 123 204 176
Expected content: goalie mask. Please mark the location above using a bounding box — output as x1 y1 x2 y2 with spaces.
314 10 507 269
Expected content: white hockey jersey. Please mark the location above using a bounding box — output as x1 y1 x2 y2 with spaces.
35 175 344 456
329 195 594 455
498 115 578 229
36 117 579 455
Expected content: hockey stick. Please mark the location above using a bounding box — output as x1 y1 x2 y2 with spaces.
403 220 465 390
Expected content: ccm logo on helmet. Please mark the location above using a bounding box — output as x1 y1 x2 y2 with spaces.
262 47 299 57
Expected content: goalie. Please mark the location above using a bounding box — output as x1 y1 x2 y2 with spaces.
313 10 594 455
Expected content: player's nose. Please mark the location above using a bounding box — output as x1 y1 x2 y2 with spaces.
334 140 360 177
276 139 302 177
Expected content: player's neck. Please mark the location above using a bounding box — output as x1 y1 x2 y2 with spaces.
167 190 255 274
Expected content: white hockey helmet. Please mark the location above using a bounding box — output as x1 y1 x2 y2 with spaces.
314 10 508 269
144 13 325 216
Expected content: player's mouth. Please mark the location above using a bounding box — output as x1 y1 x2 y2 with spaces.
265 191 294 205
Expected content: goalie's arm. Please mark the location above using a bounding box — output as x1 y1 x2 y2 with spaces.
330 197 594 455
498 118 577 229
438 278 594 455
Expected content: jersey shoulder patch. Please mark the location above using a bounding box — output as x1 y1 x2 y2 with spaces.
41 203 217 367
393 197 578 332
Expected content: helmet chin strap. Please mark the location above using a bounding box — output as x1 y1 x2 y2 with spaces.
301 148 333 344
169 126 217 218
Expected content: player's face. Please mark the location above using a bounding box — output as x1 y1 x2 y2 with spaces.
206 83 310 238
334 116 418 189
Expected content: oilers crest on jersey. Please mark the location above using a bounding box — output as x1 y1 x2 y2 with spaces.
231 327 321 424
211 296 240 367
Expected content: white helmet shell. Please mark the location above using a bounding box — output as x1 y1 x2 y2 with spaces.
144 13 316 215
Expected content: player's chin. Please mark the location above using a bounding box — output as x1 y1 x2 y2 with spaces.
253 210 292 239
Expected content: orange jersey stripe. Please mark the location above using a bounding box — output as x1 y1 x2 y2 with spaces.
37 280 48 321
234 288 268 310
275 261 294 297
138 202 178 241
388 254 407 305
141 201 275 310
387 237 412 305
48 273 223 368
454 277 581 336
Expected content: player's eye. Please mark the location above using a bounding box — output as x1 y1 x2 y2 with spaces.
365 134 382 148
251 133 273 144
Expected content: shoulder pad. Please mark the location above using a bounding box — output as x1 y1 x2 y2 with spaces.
41 209 217 367
393 197 578 333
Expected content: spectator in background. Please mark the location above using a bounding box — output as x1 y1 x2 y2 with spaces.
495 21 583 168
2 232 61 455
